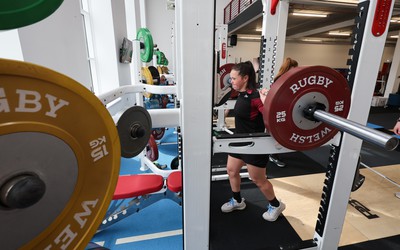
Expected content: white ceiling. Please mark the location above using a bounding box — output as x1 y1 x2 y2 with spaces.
230 0 400 45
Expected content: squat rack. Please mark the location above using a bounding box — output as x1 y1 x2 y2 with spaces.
177 0 396 249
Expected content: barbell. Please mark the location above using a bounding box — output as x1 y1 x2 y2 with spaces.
263 66 398 151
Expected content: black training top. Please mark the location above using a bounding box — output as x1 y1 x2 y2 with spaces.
233 89 265 133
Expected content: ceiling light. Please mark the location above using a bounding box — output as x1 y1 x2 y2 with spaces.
292 12 327 18
303 39 322 42
328 31 351 36
326 0 358 3
390 35 399 39
237 35 261 40
256 28 262 32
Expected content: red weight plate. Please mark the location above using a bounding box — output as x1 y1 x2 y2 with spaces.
146 135 159 161
161 95 169 108
263 66 351 151
219 63 238 98
151 128 165 140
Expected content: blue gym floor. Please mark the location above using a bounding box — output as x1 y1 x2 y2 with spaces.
90 128 183 250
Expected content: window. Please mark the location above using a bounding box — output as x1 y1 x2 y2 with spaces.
80 0 99 93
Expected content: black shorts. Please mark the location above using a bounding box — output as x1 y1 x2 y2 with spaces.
229 153 269 168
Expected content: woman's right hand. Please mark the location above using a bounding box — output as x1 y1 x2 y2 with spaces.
259 88 268 104
394 121 400 135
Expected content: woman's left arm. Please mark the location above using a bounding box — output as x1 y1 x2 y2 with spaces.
256 95 264 113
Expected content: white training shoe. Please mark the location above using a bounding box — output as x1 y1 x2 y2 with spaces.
269 155 286 168
221 198 246 213
262 201 286 221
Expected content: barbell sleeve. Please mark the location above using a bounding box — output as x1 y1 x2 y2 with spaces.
313 110 399 151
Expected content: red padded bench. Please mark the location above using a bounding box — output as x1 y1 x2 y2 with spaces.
113 174 164 200
167 171 182 192
113 172 182 200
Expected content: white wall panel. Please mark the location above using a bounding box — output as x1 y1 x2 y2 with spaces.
18 0 92 89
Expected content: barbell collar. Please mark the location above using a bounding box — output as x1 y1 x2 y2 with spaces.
313 110 399 151
0 174 46 209
130 124 146 138
303 103 326 122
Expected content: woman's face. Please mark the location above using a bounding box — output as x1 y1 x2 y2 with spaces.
230 69 248 92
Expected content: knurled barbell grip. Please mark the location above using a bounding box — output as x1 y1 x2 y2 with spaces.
313 110 399 151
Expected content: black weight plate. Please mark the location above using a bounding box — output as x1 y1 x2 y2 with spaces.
117 106 152 158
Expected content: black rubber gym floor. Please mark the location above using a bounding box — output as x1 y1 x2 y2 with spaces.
210 152 325 250
210 107 400 250
210 178 302 250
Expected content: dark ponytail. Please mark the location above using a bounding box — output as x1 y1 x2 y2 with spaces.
232 61 258 90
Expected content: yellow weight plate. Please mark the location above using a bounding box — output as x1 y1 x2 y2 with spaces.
157 66 163 75
141 66 154 98
0 59 120 249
